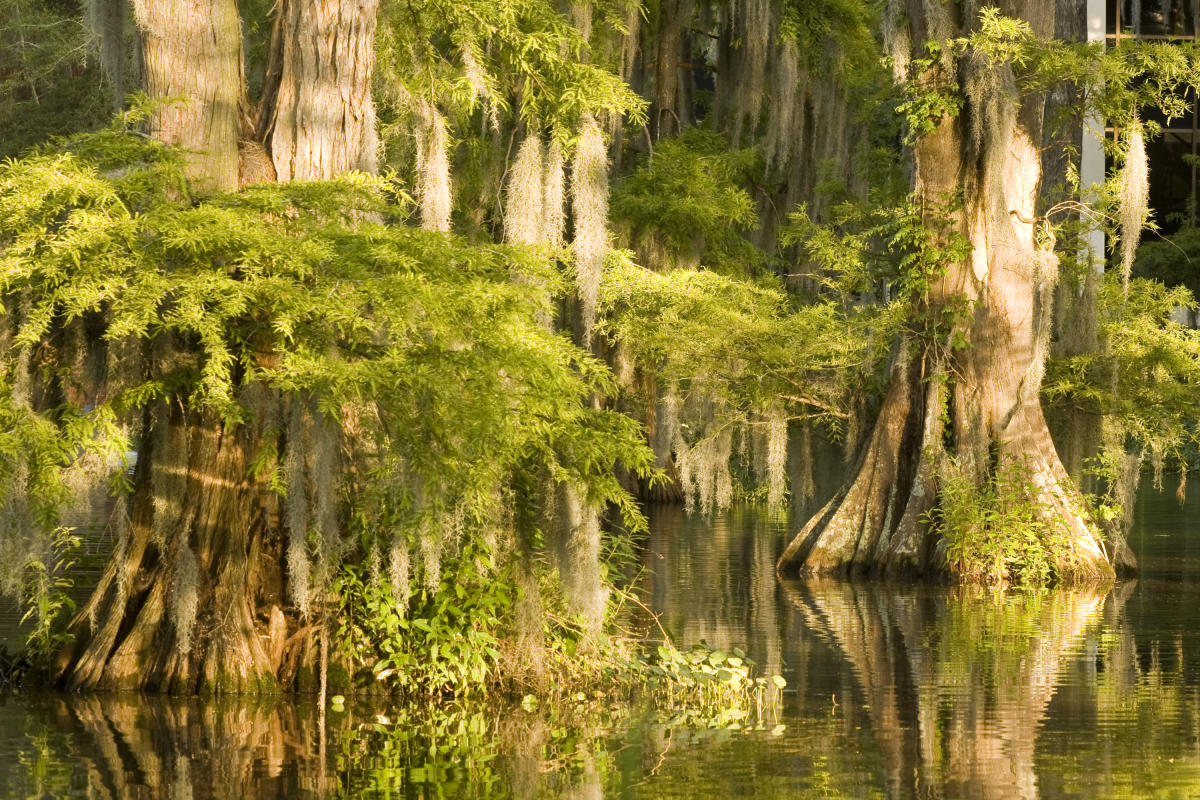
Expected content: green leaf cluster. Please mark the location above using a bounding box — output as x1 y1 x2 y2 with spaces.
931 459 1064 586
610 130 764 276
0 127 656 640
333 541 510 697
377 0 646 140
1045 276 1200 494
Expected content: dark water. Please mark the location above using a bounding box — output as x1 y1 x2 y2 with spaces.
2 488 1200 799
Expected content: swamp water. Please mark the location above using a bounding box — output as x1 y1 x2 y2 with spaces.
1 489 1199 799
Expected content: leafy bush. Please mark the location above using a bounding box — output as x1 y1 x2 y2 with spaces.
332 542 510 698
932 459 1062 586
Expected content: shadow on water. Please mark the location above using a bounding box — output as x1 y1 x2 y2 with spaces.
3 490 1200 798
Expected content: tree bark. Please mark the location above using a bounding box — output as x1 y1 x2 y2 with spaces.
85 0 129 111
55 401 285 693
651 0 694 140
132 0 243 192
777 1 1116 583
265 0 380 181
56 0 380 693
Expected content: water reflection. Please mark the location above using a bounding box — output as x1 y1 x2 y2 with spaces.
3 499 1200 798
782 580 1105 800
1 694 329 798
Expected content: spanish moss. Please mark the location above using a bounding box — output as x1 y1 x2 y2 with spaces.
570 114 609 338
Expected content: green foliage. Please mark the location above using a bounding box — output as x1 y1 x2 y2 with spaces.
894 42 964 143
0 0 112 159
1131 226 1200 300
1045 275 1200 518
599 252 883 426
610 129 765 275
376 0 645 140
17 527 79 664
956 8 1200 140
374 0 645 239
779 0 879 81
931 459 1063 586
0 126 656 648
886 9 1200 161
781 192 971 353
333 542 509 697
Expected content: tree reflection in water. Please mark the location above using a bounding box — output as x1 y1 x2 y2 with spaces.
21 694 325 798
782 580 1105 800
4 568 1200 797
1 689 615 799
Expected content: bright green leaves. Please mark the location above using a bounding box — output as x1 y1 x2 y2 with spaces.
0 130 656 639
893 8 1200 151
332 546 510 696
610 130 764 276
377 0 645 139
779 0 878 82
1045 276 1200 487
598 253 879 447
931 459 1062 586
895 42 965 144
782 192 970 345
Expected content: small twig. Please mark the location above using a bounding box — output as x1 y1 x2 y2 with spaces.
612 585 672 643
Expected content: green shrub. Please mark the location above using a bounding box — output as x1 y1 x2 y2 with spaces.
932 459 1063 586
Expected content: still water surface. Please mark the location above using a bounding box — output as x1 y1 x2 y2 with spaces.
1 487 1199 798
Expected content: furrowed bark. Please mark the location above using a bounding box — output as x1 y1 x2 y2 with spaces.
55 0 380 694
777 1 1116 584
266 0 380 181
56 404 284 694
132 0 243 192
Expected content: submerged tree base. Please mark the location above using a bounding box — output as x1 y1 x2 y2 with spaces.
776 354 1119 586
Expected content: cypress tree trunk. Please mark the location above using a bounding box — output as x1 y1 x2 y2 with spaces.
777 1 1116 583
265 0 380 181
55 0 379 693
55 402 285 693
85 0 129 111
132 0 243 192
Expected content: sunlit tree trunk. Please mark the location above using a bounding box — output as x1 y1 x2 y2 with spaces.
265 0 380 181
778 1 1116 583
55 0 379 693
56 402 286 693
133 0 243 192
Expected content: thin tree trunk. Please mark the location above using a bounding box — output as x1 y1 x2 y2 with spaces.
652 0 694 140
85 0 128 111
132 0 243 192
